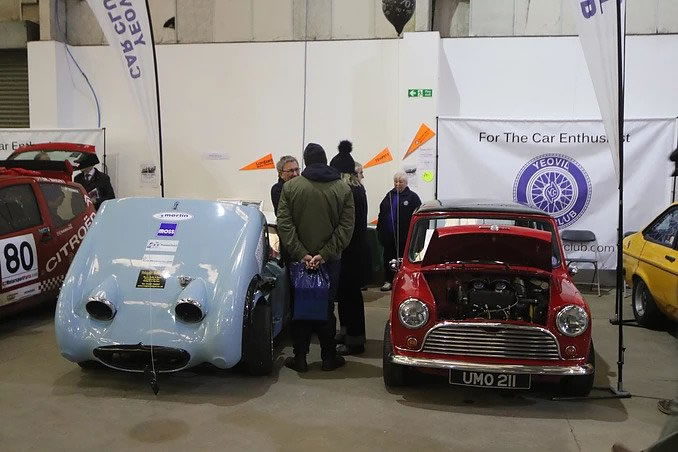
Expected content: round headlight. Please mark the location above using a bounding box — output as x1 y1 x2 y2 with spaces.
556 305 589 337
398 299 429 329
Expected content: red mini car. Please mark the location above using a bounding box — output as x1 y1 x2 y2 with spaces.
0 158 96 318
383 200 594 396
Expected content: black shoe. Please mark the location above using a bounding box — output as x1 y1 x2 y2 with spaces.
321 355 346 371
284 355 308 373
336 344 365 356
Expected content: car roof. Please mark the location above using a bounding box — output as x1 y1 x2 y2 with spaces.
11 142 96 154
417 198 549 216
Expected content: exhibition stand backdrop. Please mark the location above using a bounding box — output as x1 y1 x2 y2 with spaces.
436 117 677 270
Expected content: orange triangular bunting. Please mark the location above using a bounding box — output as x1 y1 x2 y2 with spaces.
404 123 435 159
363 148 393 169
240 153 275 170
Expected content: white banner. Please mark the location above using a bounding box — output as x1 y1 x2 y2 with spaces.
85 0 160 187
570 0 626 180
438 118 676 269
0 128 105 160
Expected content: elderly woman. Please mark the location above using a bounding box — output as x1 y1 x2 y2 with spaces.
376 171 421 291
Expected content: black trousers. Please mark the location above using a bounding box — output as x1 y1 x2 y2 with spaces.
290 259 340 360
337 277 365 346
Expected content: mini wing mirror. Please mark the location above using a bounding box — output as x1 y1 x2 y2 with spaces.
568 264 579 276
389 258 403 271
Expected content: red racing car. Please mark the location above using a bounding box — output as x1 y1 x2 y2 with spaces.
383 200 594 396
0 150 96 318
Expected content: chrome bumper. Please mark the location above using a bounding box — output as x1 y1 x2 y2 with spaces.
390 354 594 376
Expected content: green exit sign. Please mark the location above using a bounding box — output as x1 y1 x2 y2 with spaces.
408 89 433 97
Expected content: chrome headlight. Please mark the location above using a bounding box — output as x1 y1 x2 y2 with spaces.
556 305 589 337
398 298 429 329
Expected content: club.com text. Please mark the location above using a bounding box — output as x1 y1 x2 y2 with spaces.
563 244 616 253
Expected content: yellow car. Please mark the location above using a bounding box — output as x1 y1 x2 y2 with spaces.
623 203 678 326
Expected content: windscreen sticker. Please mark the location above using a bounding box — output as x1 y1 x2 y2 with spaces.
135 270 166 289
157 223 177 237
145 239 179 253
0 234 38 289
141 254 175 267
153 212 193 221
0 282 40 307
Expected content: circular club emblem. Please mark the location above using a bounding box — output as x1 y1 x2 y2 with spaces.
513 153 591 228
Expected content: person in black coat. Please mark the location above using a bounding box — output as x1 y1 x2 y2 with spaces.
74 165 115 211
271 155 300 215
330 140 368 355
376 171 421 291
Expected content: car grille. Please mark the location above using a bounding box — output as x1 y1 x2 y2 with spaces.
422 324 561 360
93 344 191 372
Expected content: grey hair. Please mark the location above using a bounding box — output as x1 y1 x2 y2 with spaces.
341 172 361 187
355 162 363 172
276 155 298 174
393 171 407 181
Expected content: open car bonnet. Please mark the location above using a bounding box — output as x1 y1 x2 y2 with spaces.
421 225 553 272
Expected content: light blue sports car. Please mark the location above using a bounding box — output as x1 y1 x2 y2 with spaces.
55 198 290 383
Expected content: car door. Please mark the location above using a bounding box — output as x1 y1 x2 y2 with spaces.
0 180 56 309
37 181 96 283
639 206 678 312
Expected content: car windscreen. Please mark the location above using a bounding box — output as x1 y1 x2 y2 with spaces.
409 215 562 267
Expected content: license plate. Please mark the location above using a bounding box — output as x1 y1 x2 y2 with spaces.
449 370 531 389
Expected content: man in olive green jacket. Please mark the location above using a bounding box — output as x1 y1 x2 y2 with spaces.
277 143 355 372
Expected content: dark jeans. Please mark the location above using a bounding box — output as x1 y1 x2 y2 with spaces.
290 259 340 360
337 280 365 346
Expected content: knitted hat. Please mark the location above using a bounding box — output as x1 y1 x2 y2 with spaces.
329 140 356 174
303 143 327 165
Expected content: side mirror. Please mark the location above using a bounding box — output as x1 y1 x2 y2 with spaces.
389 258 403 271
568 264 578 276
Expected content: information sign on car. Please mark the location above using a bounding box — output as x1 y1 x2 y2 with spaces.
449 370 531 389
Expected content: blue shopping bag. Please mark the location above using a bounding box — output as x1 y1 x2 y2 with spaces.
290 261 330 321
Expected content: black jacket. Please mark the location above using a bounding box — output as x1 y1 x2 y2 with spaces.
340 184 368 285
271 178 284 215
74 168 115 211
376 187 421 253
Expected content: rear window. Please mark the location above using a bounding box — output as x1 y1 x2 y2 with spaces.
0 184 42 235
39 183 87 229
409 216 562 266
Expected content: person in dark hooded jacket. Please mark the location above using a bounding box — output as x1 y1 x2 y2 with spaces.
376 171 421 291
277 143 355 372
330 140 368 355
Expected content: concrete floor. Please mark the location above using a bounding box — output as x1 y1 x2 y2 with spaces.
0 289 676 451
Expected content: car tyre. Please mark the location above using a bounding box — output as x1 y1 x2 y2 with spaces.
382 322 411 387
560 343 595 397
632 278 664 328
244 301 273 376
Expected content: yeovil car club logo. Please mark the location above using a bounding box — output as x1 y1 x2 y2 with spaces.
513 153 592 228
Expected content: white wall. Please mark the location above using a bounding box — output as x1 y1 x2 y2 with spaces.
28 37 428 219
28 33 678 220
440 35 678 119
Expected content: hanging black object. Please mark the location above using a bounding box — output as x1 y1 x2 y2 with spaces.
670 147 678 177
382 0 416 35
